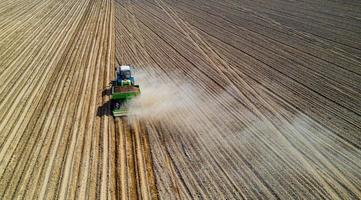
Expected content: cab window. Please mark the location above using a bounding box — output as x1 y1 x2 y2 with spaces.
121 70 131 79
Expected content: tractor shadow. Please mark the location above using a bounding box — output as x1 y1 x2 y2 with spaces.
96 100 113 117
101 86 112 97
97 87 113 117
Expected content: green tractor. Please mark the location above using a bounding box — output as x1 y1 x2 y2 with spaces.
111 65 140 117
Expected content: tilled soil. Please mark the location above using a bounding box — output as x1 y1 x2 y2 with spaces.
115 0 361 199
0 0 155 199
1 0 361 199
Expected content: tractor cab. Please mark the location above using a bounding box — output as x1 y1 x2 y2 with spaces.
116 65 134 86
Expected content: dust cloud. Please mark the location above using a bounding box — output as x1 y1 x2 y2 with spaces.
127 68 361 163
127 69 335 139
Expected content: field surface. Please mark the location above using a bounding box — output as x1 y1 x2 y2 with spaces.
1 0 361 199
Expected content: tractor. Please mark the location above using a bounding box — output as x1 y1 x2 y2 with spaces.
111 65 140 117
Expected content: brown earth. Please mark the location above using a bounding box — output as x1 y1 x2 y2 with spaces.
1 0 361 199
0 0 155 199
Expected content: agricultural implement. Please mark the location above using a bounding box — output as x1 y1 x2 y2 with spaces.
111 65 140 117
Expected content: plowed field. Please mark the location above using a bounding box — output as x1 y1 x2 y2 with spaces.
1 0 361 199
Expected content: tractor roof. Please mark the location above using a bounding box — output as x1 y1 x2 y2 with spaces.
120 65 130 71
